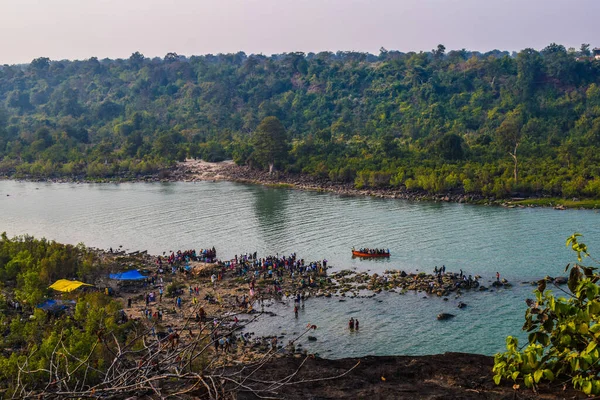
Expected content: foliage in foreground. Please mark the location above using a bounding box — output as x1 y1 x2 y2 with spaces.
0 233 131 396
494 234 600 395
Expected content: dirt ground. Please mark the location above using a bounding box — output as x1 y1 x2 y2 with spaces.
232 353 583 400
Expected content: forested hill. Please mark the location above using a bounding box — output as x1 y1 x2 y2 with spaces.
2 44 600 198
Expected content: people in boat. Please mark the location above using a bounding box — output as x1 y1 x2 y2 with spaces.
356 248 390 255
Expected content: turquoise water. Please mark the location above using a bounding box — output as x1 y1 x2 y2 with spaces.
1 180 599 357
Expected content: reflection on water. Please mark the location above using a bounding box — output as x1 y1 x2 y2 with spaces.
252 186 289 239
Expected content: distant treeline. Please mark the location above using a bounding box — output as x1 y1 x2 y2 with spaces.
1 44 600 197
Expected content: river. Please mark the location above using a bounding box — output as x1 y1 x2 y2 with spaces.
1 180 599 358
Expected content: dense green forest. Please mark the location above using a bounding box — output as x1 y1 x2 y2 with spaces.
2 44 600 198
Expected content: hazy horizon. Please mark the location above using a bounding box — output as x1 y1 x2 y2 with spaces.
2 0 600 65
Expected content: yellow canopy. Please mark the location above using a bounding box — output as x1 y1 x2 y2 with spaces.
49 279 93 292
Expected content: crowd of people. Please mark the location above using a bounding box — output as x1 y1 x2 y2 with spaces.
429 265 480 291
121 246 333 358
155 247 218 270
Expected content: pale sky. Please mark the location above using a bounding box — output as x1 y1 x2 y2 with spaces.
1 0 599 64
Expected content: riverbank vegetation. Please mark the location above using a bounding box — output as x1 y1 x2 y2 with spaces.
1 44 600 198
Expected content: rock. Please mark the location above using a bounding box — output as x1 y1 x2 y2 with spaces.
554 276 568 284
457 302 467 309
437 313 455 320
307 336 317 342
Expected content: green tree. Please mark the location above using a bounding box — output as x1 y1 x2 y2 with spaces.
496 109 524 186
433 44 446 60
437 133 465 161
516 48 542 102
580 43 591 57
30 57 50 72
251 116 288 173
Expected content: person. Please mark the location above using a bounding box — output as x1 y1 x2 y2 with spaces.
348 317 355 330
127 298 132 308
496 272 500 282
355 319 359 330
294 305 299 318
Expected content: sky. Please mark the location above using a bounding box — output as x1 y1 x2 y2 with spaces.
1 0 600 64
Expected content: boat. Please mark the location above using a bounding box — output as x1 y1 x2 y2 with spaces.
351 249 390 258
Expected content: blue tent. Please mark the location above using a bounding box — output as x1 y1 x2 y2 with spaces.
37 299 75 312
109 270 146 281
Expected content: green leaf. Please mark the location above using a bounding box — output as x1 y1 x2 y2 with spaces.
542 369 554 381
511 371 520 381
582 380 592 395
538 333 550 346
533 369 543 383
524 374 533 388
493 374 502 385
586 341 597 354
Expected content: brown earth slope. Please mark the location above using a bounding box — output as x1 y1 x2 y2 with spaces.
231 353 582 400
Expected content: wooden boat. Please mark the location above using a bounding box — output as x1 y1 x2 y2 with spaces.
352 250 390 258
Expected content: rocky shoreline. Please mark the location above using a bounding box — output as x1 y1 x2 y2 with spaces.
170 160 585 210
170 159 489 204
1 160 587 209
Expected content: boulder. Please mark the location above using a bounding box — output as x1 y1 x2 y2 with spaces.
554 276 568 285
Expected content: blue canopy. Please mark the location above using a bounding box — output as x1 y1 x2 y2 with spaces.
37 299 75 311
109 270 146 281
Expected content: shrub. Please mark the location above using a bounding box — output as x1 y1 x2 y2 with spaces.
493 234 600 395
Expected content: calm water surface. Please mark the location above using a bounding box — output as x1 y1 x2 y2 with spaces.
1 180 599 357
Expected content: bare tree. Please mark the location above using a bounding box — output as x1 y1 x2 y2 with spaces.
12 303 357 399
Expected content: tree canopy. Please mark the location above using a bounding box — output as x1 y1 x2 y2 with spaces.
251 116 288 173
1 46 600 197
